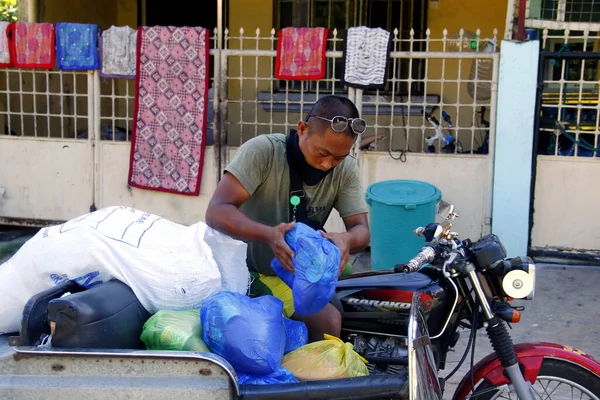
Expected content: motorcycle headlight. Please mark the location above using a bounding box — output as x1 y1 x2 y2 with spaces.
500 256 536 300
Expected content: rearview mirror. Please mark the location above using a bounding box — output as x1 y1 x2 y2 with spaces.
436 200 455 220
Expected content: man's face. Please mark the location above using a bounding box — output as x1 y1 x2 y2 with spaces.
297 120 356 171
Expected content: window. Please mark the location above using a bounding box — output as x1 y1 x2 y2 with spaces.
274 0 428 94
535 0 600 23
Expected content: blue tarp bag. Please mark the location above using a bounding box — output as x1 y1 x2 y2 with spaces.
237 366 299 385
271 222 340 316
200 291 286 375
283 317 308 354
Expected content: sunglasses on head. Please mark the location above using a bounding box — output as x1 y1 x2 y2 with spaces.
306 115 367 135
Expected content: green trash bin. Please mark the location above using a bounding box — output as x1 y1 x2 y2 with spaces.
365 180 441 271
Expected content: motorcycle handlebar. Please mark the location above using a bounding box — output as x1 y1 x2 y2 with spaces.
398 246 436 273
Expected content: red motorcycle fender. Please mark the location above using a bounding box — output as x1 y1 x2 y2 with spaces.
452 342 600 400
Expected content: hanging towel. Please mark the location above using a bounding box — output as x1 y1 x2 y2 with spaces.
342 26 392 89
128 26 210 196
275 27 329 80
0 22 12 67
56 23 100 70
100 25 137 79
10 22 55 69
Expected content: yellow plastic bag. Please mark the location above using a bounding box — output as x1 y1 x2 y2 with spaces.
281 334 369 381
140 309 211 353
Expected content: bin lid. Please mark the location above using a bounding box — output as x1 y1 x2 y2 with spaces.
366 180 440 206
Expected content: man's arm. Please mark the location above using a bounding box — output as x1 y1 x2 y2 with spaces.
320 213 370 274
341 212 370 254
320 159 371 274
205 172 297 272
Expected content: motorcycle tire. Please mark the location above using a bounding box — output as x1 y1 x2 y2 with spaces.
472 358 600 399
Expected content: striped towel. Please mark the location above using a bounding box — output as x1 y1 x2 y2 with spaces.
342 26 392 89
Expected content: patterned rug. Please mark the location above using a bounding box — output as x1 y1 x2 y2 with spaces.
342 26 392 90
128 26 210 196
275 27 329 80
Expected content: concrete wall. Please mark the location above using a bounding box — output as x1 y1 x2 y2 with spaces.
0 138 491 244
0 137 94 222
531 157 600 251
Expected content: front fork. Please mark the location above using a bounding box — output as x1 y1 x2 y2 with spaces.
466 266 534 400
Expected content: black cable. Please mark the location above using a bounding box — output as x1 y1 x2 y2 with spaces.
443 312 475 380
388 147 408 162
443 289 476 381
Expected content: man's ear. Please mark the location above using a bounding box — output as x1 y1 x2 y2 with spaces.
297 121 308 137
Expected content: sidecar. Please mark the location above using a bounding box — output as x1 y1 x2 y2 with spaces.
0 289 439 400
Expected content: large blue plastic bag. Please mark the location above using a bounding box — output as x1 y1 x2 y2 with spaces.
271 222 340 316
237 366 299 385
283 317 308 354
200 291 286 375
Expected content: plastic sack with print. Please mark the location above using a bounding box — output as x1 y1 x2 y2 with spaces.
271 222 340 316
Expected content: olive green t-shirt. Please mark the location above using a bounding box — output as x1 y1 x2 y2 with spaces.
224 133 368 276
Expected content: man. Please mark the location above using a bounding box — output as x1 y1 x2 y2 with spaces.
205 95 370 342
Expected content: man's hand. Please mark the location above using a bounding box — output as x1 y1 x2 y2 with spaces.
268 222 296 273
320 231 351 277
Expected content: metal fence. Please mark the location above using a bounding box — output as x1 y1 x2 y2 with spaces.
0 27 499 159
0 69 92 139
535 28 600 158
221 27 499 158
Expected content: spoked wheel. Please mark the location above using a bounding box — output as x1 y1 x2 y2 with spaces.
472 359 600 400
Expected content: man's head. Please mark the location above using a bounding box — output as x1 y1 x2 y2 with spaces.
296 95 366 172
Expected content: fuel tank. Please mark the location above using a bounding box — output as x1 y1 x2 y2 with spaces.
335 268 453 337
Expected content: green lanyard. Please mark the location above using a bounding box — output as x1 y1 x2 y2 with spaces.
290 195 301 222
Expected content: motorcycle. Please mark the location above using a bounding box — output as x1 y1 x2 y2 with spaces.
330 200 600 399
239 200 600 399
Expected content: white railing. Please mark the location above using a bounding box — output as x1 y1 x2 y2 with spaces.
220 27 499 160
0 27 499 161
0 69 93 139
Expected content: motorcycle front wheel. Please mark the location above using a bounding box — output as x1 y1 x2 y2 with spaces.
472 359 600 400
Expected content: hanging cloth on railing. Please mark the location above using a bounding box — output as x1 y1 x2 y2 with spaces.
56 23 100 71
341 26 391 90
100 25 137 79
0 22 12 67
10 22 55 69
128 26 210 196
275 27 329 80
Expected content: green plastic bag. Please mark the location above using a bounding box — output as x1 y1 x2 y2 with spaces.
140 309 211 352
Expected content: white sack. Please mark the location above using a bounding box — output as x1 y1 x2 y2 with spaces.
0 206 249 334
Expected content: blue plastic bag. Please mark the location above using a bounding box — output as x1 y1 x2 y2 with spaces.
200 291 286 375
237 366 299 385
271 222 340 317
283 317 308 354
